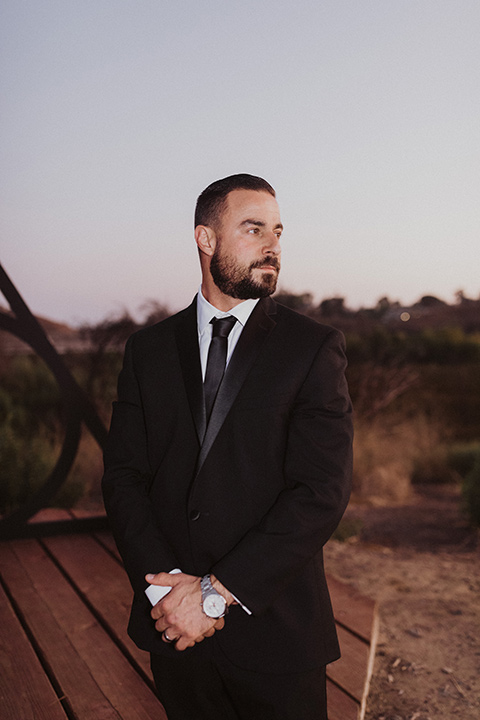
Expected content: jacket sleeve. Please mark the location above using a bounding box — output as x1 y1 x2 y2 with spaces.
211 328 353 615
102 334 178 594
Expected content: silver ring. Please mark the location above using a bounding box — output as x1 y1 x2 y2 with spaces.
163 631 175 643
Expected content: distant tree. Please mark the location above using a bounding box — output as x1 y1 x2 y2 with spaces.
79 312 138 404
78 301 173 410
138 300 172 327
373 296 400 317
416 295 446 307
319 297 347 317
454 289 479 305
80 312 137 354
274 290 313 313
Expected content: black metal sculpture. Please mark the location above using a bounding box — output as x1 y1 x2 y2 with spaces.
0 263 108 538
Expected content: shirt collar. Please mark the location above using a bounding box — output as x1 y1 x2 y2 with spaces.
197 287 259 335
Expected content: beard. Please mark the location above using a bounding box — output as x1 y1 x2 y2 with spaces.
210 246 280 300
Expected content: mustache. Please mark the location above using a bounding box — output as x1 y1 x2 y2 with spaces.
250 257 280 271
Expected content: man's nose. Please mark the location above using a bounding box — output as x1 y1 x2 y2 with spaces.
263 232 281 255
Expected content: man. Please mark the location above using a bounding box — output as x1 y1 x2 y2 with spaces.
102 173 353 719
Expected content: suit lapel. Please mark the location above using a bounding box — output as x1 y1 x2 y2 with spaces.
174 298 207 444
196 297 277 473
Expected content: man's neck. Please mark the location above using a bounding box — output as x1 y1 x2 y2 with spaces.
200 281 244 312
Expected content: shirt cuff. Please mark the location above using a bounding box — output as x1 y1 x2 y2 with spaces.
230 592 252 615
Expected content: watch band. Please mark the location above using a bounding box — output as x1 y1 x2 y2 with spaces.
201 574 216 595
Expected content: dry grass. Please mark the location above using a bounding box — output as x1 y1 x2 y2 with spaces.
352 414 453 504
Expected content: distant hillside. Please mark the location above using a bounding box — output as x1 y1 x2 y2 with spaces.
0 306 89 355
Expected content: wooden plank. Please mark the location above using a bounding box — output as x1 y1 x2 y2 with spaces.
0 580 67 720
50 533 376 716
327 625 370 703
94 530 122 561
28 508 73 524
54 534 375 718
327 679 359 720
0 531 378 720
327 574 378 643
328 574 379 720
0 541 122 720
0 539 166 720
43 533 153 680
70 508 107 520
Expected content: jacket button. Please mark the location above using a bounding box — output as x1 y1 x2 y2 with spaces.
189 510 201 521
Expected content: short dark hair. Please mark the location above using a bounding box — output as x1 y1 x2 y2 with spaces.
194 173 276 230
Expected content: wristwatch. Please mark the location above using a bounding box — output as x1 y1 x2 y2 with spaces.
200 574 227 618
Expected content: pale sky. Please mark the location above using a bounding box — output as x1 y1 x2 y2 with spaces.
1 1 479 325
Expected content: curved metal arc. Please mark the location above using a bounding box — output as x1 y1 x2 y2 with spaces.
0 408 82 536
0 263 108 536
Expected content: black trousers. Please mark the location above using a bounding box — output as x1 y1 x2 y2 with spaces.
150 642 328 720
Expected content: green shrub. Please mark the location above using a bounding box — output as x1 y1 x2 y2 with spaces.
462 456 480 528
447 442 480 479
0 418 86 515
332 517 364 542
0 421 56 514
411 449 458 485
1 356 62 438
0 356 86 514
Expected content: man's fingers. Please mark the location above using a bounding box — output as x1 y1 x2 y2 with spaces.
151 605 163 620
174 638 195 652
145 571 181 586
162 630 179 644
155 617 168 633
156 620 223 649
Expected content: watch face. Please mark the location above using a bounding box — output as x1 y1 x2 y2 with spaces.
203 593 226 618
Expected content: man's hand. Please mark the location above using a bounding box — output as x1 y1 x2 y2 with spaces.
146 571 225 651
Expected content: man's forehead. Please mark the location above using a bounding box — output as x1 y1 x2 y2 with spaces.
224 189 280 217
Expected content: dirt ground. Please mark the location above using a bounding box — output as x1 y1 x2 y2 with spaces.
324 484 480 720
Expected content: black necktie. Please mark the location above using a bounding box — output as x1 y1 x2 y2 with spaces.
204 316 237 419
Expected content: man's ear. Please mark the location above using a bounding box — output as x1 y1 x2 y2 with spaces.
195 225 216 257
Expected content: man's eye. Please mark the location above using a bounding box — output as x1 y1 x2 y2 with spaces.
248 227 259 234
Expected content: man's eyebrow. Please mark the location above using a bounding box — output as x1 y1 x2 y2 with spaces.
240 219 264 227
240 219 284 230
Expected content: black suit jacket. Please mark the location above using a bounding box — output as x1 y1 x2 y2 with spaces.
102 296 353 673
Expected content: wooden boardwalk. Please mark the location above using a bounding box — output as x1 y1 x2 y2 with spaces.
0 511 378 720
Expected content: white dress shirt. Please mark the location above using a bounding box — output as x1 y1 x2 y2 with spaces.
196 288 259 380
